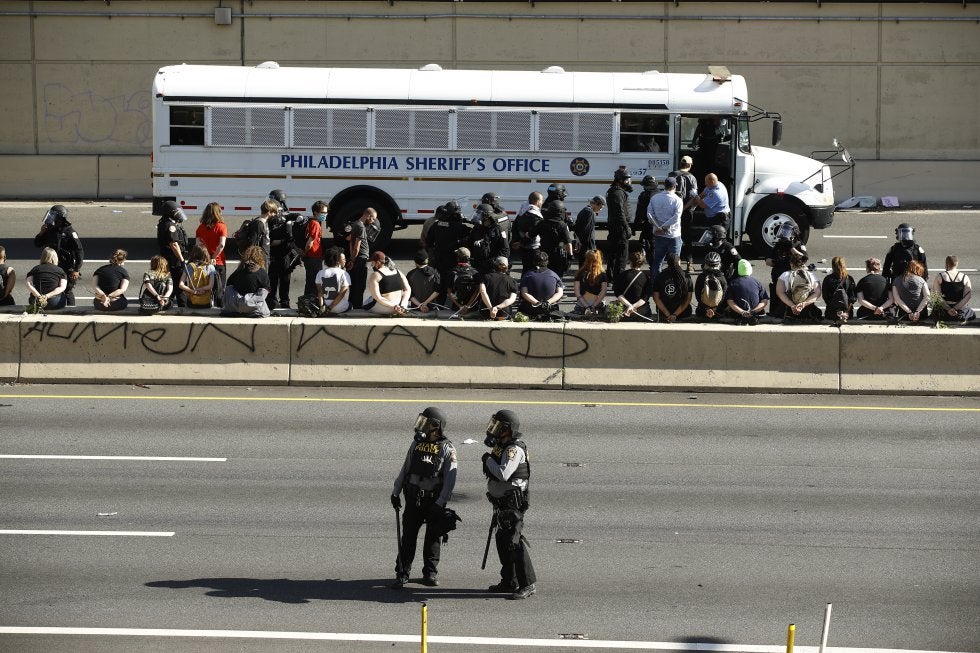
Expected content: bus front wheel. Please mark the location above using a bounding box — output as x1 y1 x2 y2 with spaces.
746 199 810 258
329 190 400 250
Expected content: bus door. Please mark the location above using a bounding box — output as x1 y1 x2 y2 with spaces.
676 114 736 237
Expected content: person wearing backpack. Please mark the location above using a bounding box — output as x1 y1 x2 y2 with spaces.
195 202 228 308
765 222 807 318
532 200 574 278
302 200 328 297
821 256 857 323
694 251 728 321
446 247 482 316
670 156 698 258
511 192 543 272
0 245 16 306
725 259 768 326
178 244 216 309
932 255 975 322
776 252 822 321
34 204 84 306
883 223 927 285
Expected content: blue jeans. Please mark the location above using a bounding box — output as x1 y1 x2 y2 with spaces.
651 235 682 284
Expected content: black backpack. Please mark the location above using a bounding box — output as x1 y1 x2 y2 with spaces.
233 219 260 253
289 214 309 250
513 209 541 249
826 278 851 318
535 219 566 257
450 265 480 308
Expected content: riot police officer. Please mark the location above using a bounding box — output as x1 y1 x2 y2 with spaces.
605 166 634 279
391 407 458 588
883 222 927 284
702 225 741 281
34 204 84 306
156 200 189 307
532 200 574 278
632 175 658 266
482 409 536 600
426 201 472 297
467 203 511 274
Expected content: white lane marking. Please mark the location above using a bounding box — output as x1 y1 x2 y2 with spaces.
0 455 226 462
0 627 969 653
0 531 174 537
822 235 888 239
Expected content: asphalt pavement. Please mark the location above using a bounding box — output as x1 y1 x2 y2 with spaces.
0 385 978 652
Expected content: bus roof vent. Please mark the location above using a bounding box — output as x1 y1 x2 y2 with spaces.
419 63 443 71
642 70 661 75
542 66 566 74
256 61 280 69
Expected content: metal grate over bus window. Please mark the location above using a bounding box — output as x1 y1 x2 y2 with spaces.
293 108 368 148
457 110 531 152
209 106 286 147
539 112 615 152
374 109 450 150
375 109 411 149
411 109 450 150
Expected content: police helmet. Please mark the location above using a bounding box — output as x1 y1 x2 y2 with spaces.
429 506 462 542
613 166 631 184
641 175 657 191
775 221 800 242
486 409 520 440
268 189 288 210
476 203 496 224
710 225 727 241
895 223 915 241
481 192 501 208
704 251 722 269
414 406 447 435
161 200 188 222
43 204 68 226
547 183 568 201
444 201 463 221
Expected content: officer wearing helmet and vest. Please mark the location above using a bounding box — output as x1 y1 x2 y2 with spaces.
883 223 927 284
633 175 658 266
606 166 634 279
156 200 189 307
701 224 741 281
482 410 537 600
391 407 458 589
34 204 84 306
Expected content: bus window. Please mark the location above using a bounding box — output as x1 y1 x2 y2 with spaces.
210 106 286 147
619 113 668 153
457 110 532 151
538 111 615 152
375 108 449 149
737 116 751 154
169 106 204 146
293 107 368 148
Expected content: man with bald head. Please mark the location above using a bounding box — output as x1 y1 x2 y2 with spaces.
688 172 730 227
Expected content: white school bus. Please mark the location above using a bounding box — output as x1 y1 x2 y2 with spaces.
152 62 841 254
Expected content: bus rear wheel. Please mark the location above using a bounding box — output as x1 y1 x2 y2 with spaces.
329 190 400 251
746 198 810 259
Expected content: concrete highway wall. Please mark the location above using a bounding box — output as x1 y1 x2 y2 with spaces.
2 314 978 395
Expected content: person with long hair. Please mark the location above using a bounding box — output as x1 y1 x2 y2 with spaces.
572 249 608 315
195 202 227 307
222 245 271 317
91 248 130 311
25 247 68 311
821 255 856 322
140 255 173 313
652 252 693 322
891 259 929 323
0 245 16 306
178 243 216 308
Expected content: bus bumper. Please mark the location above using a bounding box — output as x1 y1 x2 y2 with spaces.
810 204 835 230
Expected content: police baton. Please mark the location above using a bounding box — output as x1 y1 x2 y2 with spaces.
394 506 402 567
480 512 497 570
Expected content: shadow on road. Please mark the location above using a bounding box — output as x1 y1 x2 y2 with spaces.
146 577 496 604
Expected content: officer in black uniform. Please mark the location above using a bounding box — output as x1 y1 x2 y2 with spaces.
532 200 574 278
883 222 927 284
266 189 295 309
34 204 84 306
482 409 537 600
426 201 472 298
605 166 634 280
702 225 741 281
391 407 458 588
632 175 658 267
156 200 189 307
467 203 511 274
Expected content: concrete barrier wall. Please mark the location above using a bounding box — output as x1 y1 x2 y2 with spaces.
17 315 290 385
839 325 980 395
563 323 841 393
4 315 980 394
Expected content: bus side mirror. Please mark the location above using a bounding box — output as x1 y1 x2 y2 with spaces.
772 120 783 147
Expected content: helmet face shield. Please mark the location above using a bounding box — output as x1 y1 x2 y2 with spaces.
897 226 914 241
485 417 510 440
414 413 442 434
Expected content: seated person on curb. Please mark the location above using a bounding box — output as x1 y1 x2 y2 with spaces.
821 255 856 323
25 247 68 312
572 249 608 316
725 259 768 325
315 246 352 315
446 247 482 317
518 250 564 320
91 248 130 312
776 252 822 321
221 246 271 318
652 253 693 323
178 244 216 309
139 255 174 314
611 250 652 321
694 251 727 321
406 249 442 314
364 251 410 316
855 257 892 320
891 259 929 323
0 245 16 306
932 255 975 322
479 256 519 320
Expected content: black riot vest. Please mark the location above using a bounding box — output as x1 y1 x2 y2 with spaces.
408 438 447 479
491 437 530 482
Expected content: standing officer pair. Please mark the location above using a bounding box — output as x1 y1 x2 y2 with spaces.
389 407 536 600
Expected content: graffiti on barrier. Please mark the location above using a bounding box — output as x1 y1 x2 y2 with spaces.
43 83 151 147
295 324 589 359
22 321 258 356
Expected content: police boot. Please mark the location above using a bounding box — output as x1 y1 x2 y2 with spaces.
390 575 409 589
488 580 517 592
509 583 536 600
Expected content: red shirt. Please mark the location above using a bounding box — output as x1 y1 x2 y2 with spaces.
305 219 323 259
196 222 228 266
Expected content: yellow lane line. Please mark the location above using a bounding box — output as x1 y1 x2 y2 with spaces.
1 394 978 412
